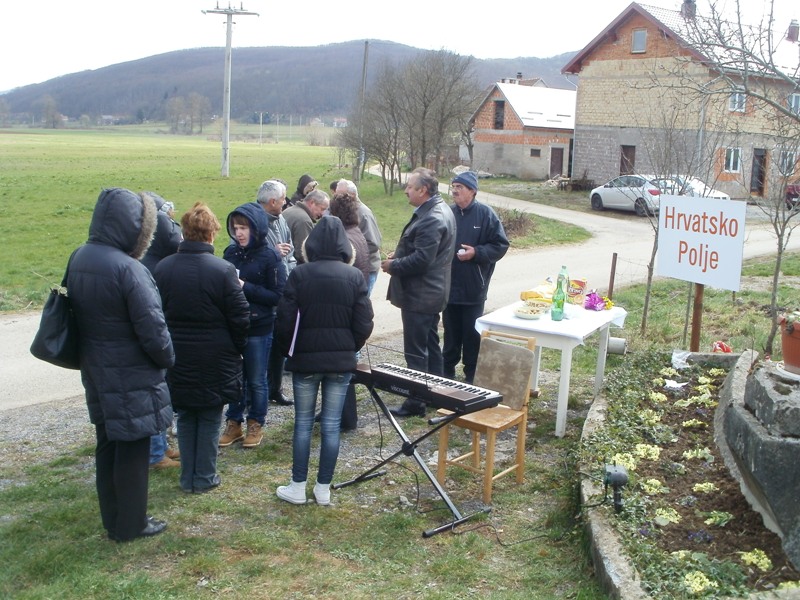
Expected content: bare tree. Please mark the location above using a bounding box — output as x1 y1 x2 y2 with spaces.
665 0 800 353
166 96 187 134
620 80 739 334
339 49 480 189
34 95 61 129
354 60 406 193
418 51 479 172
187 92 212 134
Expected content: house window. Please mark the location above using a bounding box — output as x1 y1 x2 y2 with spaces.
724 147 741 172
631 29 647 53
530 148 541 158
789 93 800 115
779 149 796 176
729 90 746 112
620 145 636 174
493 100 505 130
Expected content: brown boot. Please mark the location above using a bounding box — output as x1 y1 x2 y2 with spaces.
166 447 180 460
243 419 263 448
151 456 180 469
218 420 244 447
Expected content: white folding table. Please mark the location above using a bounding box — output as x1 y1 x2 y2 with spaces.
475 302 627 437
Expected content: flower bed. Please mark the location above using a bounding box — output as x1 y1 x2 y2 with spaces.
580 350 800 598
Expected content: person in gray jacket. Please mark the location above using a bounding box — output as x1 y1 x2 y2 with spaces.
256 179 296 407
335 179 382 295
381 168 456 417
67 187 175 542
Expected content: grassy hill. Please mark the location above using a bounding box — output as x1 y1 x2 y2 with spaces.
1 42 576 123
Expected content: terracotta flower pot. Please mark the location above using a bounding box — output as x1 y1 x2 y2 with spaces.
781 318 800 375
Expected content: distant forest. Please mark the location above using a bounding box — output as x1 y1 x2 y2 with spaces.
0 41 577 125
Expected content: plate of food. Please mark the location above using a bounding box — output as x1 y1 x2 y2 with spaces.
514 301 550 320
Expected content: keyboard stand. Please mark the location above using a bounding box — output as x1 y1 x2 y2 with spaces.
332 383 491 538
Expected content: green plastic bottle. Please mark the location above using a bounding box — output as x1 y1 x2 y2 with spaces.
551 265 568 321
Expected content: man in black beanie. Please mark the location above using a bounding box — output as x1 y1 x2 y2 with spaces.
443 171 509 383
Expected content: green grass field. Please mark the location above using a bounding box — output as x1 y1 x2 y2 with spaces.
2 126 798 599
0 127 585 310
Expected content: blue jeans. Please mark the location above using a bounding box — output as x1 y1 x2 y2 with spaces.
226 334 271 425
367 271 378 297
149 430 168 465
291 372 351 485
176 407 224 492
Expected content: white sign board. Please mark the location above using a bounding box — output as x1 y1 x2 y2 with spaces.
656 195 746 291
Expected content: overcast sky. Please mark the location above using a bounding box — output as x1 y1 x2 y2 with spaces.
1 0 795 92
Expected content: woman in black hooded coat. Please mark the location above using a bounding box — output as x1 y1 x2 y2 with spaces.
67 187 175 542
274 216 373 506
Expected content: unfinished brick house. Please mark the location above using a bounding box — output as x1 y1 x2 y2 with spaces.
469 75 576 180
562 0 800 201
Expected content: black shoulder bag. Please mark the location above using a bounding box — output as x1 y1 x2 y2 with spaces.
30 251 80 369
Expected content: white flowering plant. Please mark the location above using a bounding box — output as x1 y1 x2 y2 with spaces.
783 309 800 334
579 350 799 597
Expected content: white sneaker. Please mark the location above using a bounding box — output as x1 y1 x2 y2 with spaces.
276 480 307 504
313 482 331 506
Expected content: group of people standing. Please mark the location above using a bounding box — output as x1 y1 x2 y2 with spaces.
382 168 509 417
64 167 507 542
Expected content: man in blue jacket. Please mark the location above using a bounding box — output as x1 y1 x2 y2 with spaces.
443 171 509 384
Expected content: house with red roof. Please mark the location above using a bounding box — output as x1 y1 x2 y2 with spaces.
562 0 799 201
469 75 576 180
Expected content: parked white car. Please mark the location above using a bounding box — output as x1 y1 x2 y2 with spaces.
653 175 730 200
589 175 662 216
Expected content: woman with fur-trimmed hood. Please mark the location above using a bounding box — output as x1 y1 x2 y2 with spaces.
67 187 175 542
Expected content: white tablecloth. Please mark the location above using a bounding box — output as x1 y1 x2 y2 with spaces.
476 302 627 437
476 302 627 347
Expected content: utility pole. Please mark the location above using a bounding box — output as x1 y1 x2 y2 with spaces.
202 2 258 177
355 40 369 183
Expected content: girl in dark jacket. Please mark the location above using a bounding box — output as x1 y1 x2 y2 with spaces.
220 202 286 448
154 203 250 493
275 216 374 506
67 188 175 542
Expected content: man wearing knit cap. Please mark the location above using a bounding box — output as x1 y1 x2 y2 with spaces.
443 170 509 383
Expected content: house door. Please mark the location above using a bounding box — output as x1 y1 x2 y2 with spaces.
620 145 636 175
550 148 564 178
750 148 766 196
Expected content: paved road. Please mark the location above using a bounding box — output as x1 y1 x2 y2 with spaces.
1 192 794 411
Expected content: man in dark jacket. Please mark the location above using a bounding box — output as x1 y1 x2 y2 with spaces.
140 192 183 470
140 193 182 274
443 171 509 383
381 168 456 417
68 187 175 542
